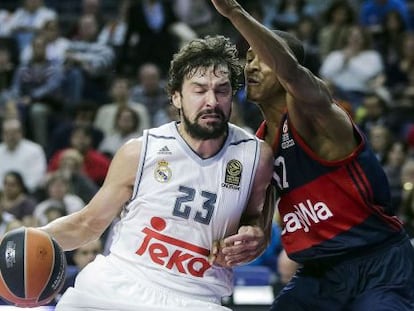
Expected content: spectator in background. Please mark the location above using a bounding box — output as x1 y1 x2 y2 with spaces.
318 0 356 60
383 140 409 210
97 0 130 65
173 0 220 38
0 9 12 37
386 32 414 99
0 201 18 238
65 0 105 38
6 0 57 53
8 34 64 147
52 148 98 203
398 66 414 107
71 238 103 270
121 0 195 76
357 91 390 136
63 14 114 105
43 203 67 224
375 10 407 85
20 18 70 66
94 76 149 137
271 0 307 31
406 125 414 157
47 101 104 160
359 0 412 34
319 25 385 110
369 124 393 164
0 47 15 119
98 106 141 158
399 157 414 240
130 62 170 127
48 124 111 186
33 171 85 226
81 0 104 30
0 118 46 194
0 171 37 227
293 16 321 74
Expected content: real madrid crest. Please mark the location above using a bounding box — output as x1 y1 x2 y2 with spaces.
154 159 172 183
223 159 242 190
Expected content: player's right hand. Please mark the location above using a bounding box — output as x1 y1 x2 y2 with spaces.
210 0 241 18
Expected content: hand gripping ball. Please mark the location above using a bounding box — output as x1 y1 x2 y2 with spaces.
0 227 67 307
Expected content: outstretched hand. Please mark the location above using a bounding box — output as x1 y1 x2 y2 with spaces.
209 0 241 18
209 225 267 267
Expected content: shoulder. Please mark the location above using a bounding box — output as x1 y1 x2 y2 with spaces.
114 137 143 161
147 122 177 137
229 123 259 141
103 137 143 185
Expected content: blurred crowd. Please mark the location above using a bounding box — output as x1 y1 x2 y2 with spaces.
1 0 414 304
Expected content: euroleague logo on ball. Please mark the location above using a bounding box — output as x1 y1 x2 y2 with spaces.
5 241 16 269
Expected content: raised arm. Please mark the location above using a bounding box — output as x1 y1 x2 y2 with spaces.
39 139 141 250
210 1 331 106
211 0 357 160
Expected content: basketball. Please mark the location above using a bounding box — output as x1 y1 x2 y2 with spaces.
0 227 67 307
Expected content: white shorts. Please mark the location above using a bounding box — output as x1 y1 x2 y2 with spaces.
56 255 231 311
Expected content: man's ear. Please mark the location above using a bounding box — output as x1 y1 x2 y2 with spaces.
171 92 181 109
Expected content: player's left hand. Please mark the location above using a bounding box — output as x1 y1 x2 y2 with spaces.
209 225 266 267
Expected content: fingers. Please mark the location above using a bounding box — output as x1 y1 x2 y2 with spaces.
209 226 266 267
208 240 220 264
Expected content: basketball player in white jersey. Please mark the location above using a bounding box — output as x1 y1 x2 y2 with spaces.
39 35 274 310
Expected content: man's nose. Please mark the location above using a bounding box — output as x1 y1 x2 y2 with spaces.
205 90 218 106
246 57 260 71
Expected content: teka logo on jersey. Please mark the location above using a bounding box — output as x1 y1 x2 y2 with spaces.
281 199 333 234
136 216 211 277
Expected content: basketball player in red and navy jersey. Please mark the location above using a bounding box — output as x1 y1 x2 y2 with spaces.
211 0 414 310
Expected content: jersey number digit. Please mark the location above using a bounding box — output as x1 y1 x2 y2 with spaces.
173 186 217 225
274 156 289 189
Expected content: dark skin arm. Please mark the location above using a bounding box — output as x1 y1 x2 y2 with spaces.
210 0 358 160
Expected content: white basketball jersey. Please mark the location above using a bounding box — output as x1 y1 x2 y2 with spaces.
109 121 261 301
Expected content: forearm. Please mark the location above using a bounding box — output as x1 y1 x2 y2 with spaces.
261 185 277 244
226 5 298 75
39 210 101 251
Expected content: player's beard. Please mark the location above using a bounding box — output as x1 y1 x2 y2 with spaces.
181 106 230 140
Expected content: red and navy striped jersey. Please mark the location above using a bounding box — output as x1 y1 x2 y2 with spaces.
257 113 405 263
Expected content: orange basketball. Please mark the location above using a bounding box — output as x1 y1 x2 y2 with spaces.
0 227 67 307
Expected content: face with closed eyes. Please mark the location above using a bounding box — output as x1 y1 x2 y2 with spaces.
244 48 281 104
172 65 232 140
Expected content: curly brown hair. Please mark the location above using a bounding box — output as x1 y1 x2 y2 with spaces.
166 35 243 99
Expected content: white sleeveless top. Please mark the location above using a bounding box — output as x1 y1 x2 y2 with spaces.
109 121 261 301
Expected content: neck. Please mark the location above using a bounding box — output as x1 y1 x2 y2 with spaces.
259 94 286 124
177 123 227 159
256 94 286 145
